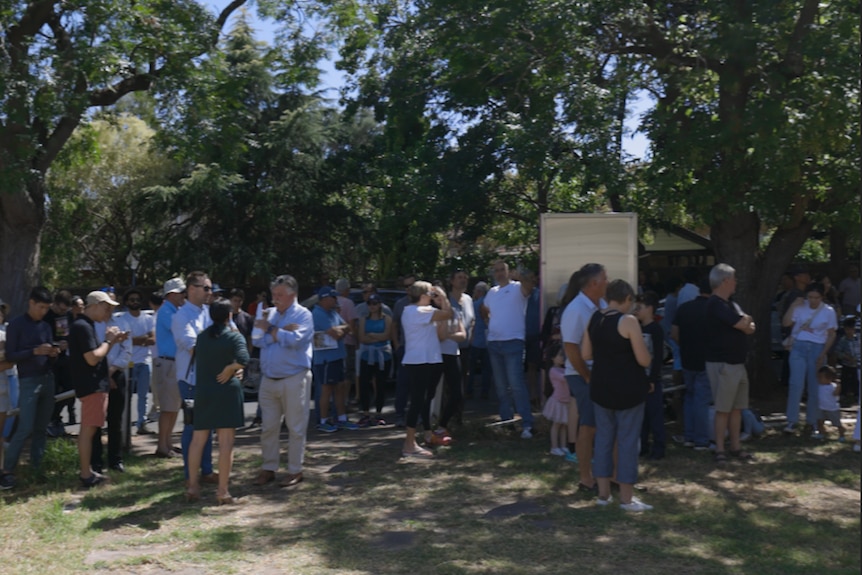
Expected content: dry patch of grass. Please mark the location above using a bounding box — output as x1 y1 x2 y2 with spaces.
1 416 859 575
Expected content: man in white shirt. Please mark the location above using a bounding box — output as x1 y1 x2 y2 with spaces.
121 289 156 435
481 260 534 438
560 263 608 492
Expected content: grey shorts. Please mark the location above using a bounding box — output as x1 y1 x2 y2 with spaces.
706 362 749 412
152 357 181 412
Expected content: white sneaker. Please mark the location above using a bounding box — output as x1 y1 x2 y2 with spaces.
783 424 796 434
521 428 533 439
549 447 566 456
595 496 613 506
810 432 824 440
739 432 751 442
620 497 653 512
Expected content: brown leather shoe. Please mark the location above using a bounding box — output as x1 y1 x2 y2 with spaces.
201 472 220 484
279 472 303 487
254 470 275 485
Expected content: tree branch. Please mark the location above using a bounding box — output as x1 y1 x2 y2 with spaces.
780 0 819 78
6 0 61 44
38 1 251 175
216 0 248 32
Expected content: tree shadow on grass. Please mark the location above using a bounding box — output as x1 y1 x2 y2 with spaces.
60 408 860 575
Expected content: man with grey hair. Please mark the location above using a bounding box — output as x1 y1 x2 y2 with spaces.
252 275 314 487
561 263 608 491
704 263 756 463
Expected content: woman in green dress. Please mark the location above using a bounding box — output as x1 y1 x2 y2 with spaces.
186 298 249 504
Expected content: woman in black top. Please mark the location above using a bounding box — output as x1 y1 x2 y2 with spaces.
581 279 653 512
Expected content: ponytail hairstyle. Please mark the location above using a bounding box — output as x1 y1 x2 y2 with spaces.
207 298 232 337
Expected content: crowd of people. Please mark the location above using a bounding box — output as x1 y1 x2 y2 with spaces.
0 262 858 511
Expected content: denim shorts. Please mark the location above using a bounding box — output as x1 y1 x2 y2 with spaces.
566 374 595 427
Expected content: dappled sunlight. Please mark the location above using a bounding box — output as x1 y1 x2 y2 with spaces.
2 402 859 574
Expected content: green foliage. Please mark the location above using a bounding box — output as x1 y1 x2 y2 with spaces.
43 113 178 287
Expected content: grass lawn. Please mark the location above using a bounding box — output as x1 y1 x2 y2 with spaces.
1 407 859 575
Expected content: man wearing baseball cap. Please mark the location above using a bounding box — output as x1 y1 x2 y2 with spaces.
153 277 186 458
312 286 354 432
70 290 128 488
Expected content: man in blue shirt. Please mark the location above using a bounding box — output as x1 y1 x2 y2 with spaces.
153 277 185 458
312 287 354 432
1 287 60 490
252 275 314 487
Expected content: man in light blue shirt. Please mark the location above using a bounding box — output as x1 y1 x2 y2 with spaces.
153 277 185 458
252 275 314 487
172 271 216 483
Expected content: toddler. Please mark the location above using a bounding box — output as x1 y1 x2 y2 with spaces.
814 365 845 441
544 348 576 457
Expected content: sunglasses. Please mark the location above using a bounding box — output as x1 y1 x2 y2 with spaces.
191 284 212 292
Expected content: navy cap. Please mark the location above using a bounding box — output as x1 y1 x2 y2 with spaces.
317 286 338 299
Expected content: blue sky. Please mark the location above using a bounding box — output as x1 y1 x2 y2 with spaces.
209 1 650 159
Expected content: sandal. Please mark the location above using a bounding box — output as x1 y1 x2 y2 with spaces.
728 450 754 460
714 452 728 463
402 448 434 459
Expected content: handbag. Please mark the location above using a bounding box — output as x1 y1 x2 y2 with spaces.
784 303 823 350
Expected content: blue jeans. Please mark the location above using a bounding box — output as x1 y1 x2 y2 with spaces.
178 380 213 479
132 363 151 429
3 373 55 472
487 339 533 429
641 382 665 456
786 340 824 426
667 337 682 371
683 369 711 447
594 402 645 485
3 373 19 438
742 409 765 435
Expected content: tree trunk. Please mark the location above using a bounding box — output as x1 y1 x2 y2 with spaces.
710 213 813 397
829 227 847 279
0 183 45 318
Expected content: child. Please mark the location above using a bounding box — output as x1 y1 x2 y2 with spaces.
814 365 845 441
636 292 665 460
834 317 858 403
544 347 576 457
